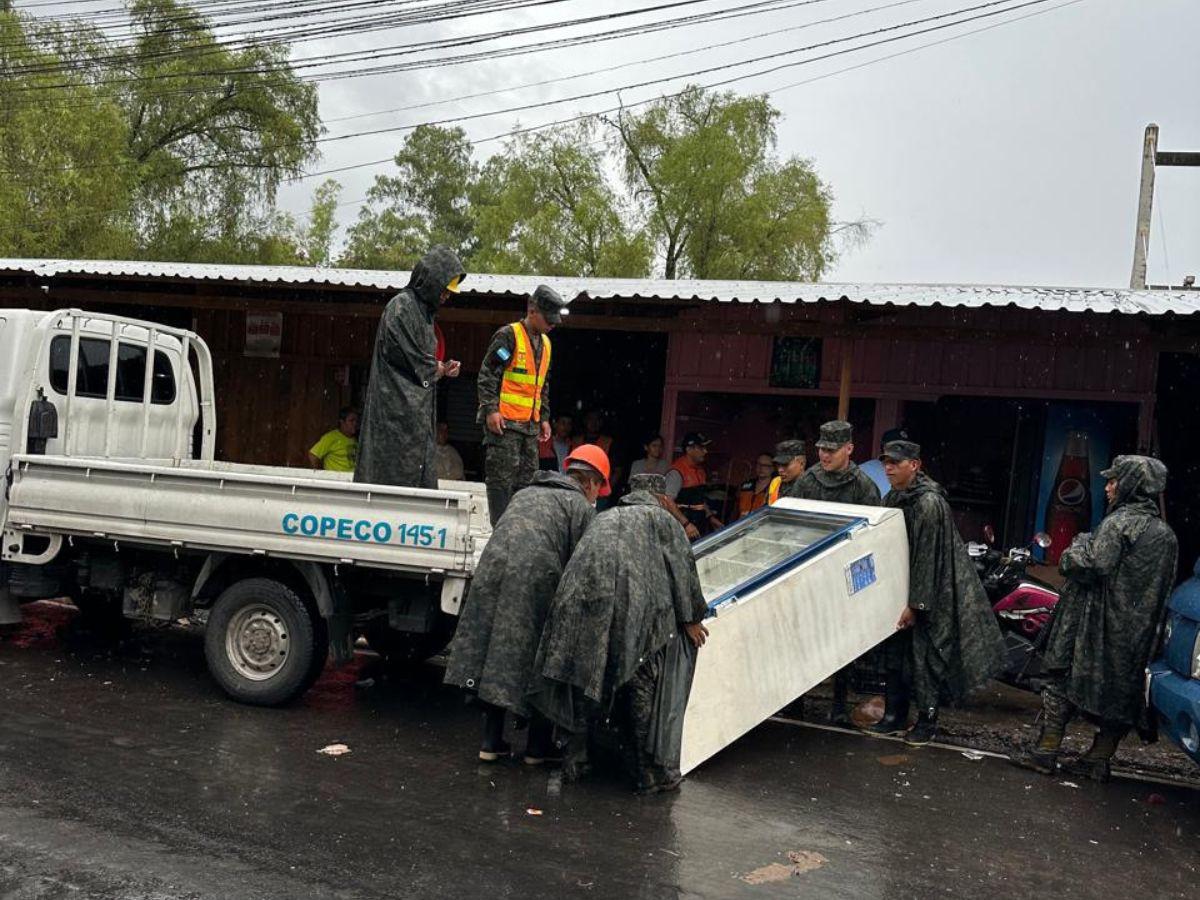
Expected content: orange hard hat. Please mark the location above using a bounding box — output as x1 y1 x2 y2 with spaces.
564 443 612 497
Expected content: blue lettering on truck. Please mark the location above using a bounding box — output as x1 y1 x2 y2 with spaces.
281 513 445 547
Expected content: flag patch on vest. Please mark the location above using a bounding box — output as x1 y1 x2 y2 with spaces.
496 346 512 362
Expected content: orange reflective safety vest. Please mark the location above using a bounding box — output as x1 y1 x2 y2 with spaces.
767 476 783 505
498 322 551 423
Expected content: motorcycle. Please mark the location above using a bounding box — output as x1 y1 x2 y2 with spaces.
967 528 1061 693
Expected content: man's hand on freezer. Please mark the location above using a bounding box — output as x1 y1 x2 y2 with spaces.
685 622 709 648
684 523 700 540
896 607 916 630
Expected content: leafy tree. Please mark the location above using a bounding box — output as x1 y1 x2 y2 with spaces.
0 1 319 262
471 125 650 277
341 125 476 269
300 179 342 266
611 86 841 280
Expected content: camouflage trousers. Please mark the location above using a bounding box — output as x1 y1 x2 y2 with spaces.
484 427 539 526
617 646 669 792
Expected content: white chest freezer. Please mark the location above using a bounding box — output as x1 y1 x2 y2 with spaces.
680 499 910 774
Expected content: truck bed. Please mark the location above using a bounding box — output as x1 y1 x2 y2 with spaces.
3 454 491 576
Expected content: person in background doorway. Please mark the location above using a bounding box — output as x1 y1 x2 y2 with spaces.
630 434 672 479
864 440 1005 746
737 453 776 518
665 432 723 536
308 407 359 472
434 422 464 482
540 415 574 472
859 427 910 498
356 245 465 488
767 440 807 503
445 445 609 765
478 285 568 525
575 411 614 455
1013 455 1178 782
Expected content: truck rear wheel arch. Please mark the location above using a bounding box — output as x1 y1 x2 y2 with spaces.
192 555 333 619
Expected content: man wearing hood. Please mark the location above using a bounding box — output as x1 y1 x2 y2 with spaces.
445 445 610 764
1014 455 1178 782
529 473 710 794
478 285 569 525
355 246 466 489
795 421 881 724
866 440 1005 745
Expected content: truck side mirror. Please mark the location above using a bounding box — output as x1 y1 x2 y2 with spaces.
26 390 59 455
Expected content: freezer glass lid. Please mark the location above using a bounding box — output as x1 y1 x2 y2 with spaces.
693 507 863 607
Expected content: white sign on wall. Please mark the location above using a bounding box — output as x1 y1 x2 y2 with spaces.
245 312 283 358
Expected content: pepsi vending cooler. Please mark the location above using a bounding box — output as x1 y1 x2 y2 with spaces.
680 499 910 774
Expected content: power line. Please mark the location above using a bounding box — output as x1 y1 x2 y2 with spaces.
309 0 1079 185
323 0 927 128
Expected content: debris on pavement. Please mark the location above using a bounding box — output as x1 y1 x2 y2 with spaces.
1059 781 1080 789
525 808 543 816
741 850 827 884
877 754 911 766
317 743 351 757
961 750 986 761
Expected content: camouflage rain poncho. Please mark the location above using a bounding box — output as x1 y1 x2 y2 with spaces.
885 472 1006 707
1041 455 1178 726
443 471 595 718
795 462 882 506
355 246 465 489
528 491 708 733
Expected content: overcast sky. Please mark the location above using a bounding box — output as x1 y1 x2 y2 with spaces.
35 0 1200 286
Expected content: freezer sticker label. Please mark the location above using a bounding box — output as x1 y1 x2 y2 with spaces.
845 554 877 595
281 513 447 548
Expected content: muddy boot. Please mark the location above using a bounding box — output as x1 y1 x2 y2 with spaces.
478 705 511 762
862 681 910 737
1010 691 1072 775
903 707 939 746
1067 725 1126 783
523 714 561 767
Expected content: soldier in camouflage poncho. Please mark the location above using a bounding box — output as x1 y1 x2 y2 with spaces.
867 440 1005 746
445 456 607 764
1014 455 1178 782
794 421 881 724
355 246 466 489
795 421 882 507
528 473 710 794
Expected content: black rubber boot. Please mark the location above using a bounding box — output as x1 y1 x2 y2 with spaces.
523 714 561 766
829 669 853 727
862 680 911 737
478 705 511 762
903 707 939 746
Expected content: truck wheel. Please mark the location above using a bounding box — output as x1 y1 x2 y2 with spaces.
204 578 318 706
363 614 453 667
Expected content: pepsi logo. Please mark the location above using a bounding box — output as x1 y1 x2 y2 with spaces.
1057 478 1086 506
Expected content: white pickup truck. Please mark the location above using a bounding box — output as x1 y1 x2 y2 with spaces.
1 308 490 705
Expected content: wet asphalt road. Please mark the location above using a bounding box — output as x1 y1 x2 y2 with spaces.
1 605 1198 900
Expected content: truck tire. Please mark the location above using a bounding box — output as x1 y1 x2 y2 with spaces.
363 614 453 667
204 578 321 706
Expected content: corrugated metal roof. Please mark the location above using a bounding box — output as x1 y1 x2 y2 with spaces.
1 257 1197 317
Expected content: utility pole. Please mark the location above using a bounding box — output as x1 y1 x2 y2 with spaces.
1129 125 1158 290
1130 124 1200 290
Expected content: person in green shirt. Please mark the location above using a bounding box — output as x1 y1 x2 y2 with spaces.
308 407 359 472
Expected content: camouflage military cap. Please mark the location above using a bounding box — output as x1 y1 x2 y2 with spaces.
815 420 853 450
532 284 568 325
880 440 921 462
773 440 806 465
627 473 667 495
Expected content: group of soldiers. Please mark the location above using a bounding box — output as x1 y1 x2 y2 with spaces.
353 244 1183 792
